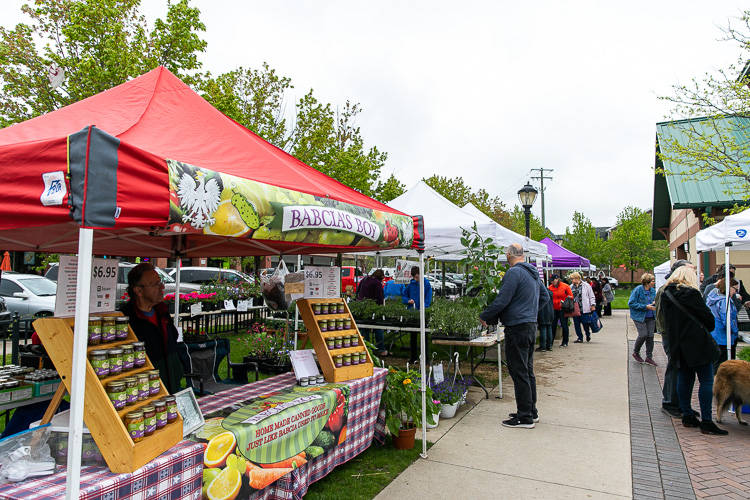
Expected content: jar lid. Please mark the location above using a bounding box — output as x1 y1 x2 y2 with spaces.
147 370 160 376
121 376 137 383
132 342 145 347
116 317 129 323
102 316 116 322
163 396 176 402
88 316 102 321
108 381 125 389
120 344 133 350
141 405 155 413
153 400 166 408
90 349 108 356
125 411 144 419
107 349 124 355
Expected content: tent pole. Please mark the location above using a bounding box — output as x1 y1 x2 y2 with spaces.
725 246 731 363
695 252 701 288
66 228 94 499
418 251 427 459
294 254 301 348
173 256 182 333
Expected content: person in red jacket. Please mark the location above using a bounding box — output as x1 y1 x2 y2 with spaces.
548 274 573 347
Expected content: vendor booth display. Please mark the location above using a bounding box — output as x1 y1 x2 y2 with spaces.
0 66 423 495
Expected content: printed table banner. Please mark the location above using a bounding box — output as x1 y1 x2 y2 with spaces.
190 384 349 496
167 159 413 249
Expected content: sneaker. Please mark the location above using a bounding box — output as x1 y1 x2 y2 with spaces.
573 339 583 343
700 420 729 435
502 417 535 429
682 414 701 428
509 412 539 423
661 406 682 418
586 336 591 342
632 352 644 363
644 358 658 367
535 347 545 352
546 347 553 351
560 343 568 347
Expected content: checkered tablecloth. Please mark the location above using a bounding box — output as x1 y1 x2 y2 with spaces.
197 367 388 500
0 369 386 500
0 440 204 500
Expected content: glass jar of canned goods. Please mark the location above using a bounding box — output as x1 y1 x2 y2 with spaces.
350 335 359 347
120 344 134 371
326 338 335 350
88 316 102 345
334 336 343 349
124 410 144 443
107 380 126 410
141 405 156 436
137 374 150 401
318 319 328 332
334 355 343 368
132 342 146 367
89 349 110 379
101 316 116 343
147 370 161 396
162 395 178 424
108 349 123 375
115 317 129 340
343 354 352 366
313 303 322 315
320 302 329 315
153 400 167 429
342 335 350 348
122 376 138 406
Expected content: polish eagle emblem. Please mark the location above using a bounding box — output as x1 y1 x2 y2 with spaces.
177 171 221 229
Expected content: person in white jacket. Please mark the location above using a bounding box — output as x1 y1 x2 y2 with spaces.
570 272 596 343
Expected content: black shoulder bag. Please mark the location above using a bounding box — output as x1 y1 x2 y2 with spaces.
663 288 721 362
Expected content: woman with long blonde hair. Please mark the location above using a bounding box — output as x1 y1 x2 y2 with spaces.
661 266 727 435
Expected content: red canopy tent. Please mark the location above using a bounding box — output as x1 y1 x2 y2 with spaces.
0 67 425 494
0 66 423 257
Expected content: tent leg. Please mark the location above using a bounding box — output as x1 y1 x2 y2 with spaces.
419 252 427 459
725 246 731 364
66 228 94 500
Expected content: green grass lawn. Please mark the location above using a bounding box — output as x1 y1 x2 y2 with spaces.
610 288 632 309
305 436 431 499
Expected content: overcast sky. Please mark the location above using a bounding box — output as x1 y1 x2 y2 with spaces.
3 1 746 235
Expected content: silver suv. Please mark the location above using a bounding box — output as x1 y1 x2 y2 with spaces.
165 267 254 285
45 262 200 304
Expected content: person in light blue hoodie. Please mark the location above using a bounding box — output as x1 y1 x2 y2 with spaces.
705 278 739 374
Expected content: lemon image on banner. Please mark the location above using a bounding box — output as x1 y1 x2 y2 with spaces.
221 390 337 464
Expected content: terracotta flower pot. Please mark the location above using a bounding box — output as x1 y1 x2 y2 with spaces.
392 425 417 450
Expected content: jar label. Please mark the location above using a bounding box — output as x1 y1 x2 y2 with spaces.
145 417 156 434
126 388 138 403
156 412 167 427
128 422 144 441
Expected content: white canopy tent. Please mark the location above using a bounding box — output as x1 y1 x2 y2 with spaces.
654 260 671 290
370 182 549 259
695 209 750 362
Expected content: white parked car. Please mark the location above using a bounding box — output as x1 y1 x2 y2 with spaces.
0 273 57 321
600 276 619 287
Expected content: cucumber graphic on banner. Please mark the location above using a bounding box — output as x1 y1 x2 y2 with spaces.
167 159 414 249
192 384 349 495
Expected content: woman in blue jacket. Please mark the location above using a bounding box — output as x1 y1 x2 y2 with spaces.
628 273 657 366
705 278 739 374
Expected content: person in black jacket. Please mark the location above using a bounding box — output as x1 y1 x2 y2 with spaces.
536 287 554 352
661 266 727 435
120 263 185 394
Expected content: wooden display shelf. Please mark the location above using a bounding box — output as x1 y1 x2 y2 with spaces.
33 314 182 474
297 298 373 382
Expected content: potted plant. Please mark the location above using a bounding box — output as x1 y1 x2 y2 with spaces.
381 367 440 449
431 377 474 418
429 299 480 340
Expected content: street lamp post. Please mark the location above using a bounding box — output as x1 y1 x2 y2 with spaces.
517 182 539 238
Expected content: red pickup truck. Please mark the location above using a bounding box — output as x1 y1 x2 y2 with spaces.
341 266 364 295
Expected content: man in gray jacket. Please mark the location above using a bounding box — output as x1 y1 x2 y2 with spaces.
479 243 550 428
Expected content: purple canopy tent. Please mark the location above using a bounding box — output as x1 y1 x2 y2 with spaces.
539 237 590 270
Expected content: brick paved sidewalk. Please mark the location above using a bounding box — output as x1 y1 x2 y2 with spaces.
629 339 750 499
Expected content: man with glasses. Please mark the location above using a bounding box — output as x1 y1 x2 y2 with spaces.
120 263 184 394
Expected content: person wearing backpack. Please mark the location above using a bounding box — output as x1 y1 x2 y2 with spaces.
548 274 573 347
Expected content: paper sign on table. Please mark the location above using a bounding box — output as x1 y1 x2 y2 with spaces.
223 300 236 310
237 300 249 311
190 303 202 317
432 364 444 383
289 349 320 379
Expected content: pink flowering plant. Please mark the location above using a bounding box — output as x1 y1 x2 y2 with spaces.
237 323 283 358
163 291 217 305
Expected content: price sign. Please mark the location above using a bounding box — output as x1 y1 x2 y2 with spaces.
303 266 340 298
55 256 119 317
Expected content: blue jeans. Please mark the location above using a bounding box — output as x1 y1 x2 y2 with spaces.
538 324 553 349
573 313 591 341
553 309 569 345
363 329 385 353
677 363 714 421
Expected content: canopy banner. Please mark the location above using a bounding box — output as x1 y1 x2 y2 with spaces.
168 160 413 249
191 384 349 494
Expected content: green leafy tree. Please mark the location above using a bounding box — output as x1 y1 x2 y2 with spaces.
609 207 669 284
507 206 553 241
657 11 750 203
562 212 608 268
423 175 509 224
375 173 405 203
0 0 207 127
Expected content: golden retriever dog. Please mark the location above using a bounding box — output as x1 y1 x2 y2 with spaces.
714 360 750 425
